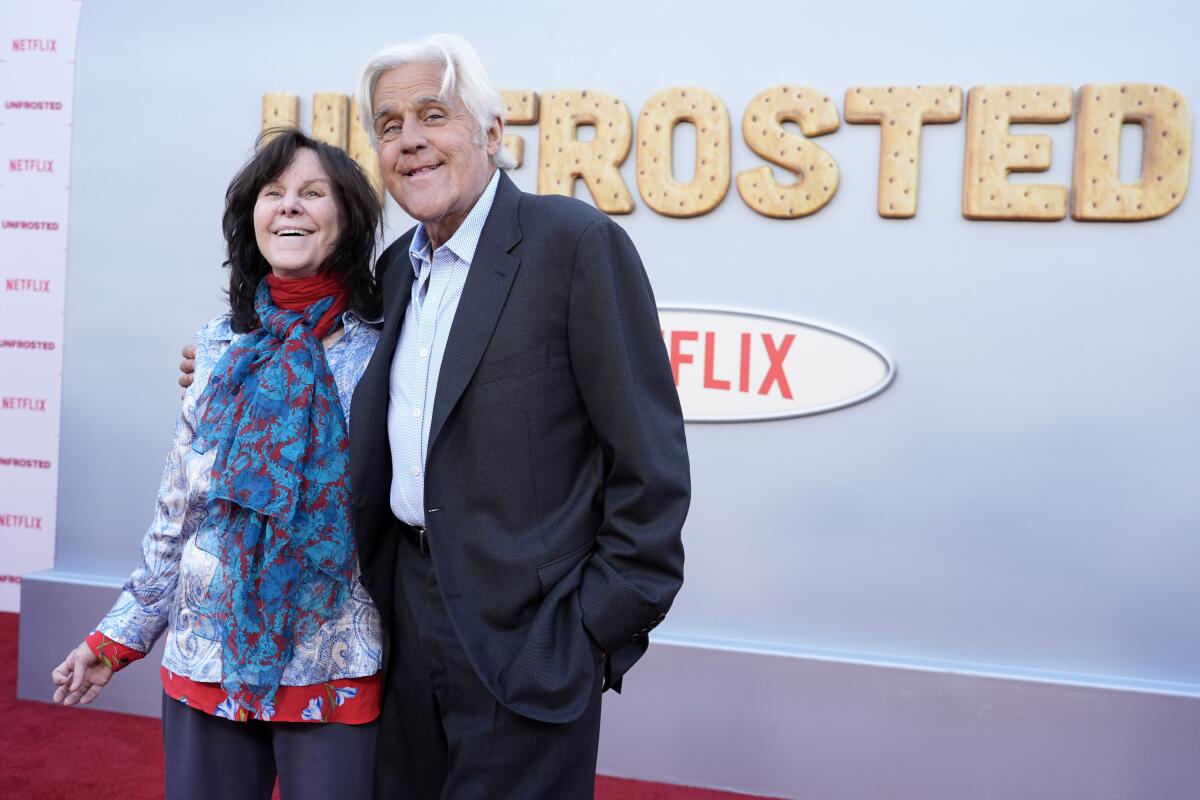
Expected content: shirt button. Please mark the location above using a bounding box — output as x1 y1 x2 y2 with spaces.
411 466 420 477
412 408 421 418
419 348 429 358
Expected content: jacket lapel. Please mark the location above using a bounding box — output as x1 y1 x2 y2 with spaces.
427 172 523 453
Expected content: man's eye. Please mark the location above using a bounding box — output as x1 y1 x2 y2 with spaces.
380 122 401 139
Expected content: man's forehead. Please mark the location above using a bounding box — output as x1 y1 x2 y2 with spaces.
371 63 450 111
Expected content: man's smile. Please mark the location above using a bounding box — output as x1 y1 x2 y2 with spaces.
405 163 442 178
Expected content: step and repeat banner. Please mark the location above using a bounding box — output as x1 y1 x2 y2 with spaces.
0 1 81 611
6 0 1199 699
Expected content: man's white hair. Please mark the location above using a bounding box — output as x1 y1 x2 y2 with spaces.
357 33 515 170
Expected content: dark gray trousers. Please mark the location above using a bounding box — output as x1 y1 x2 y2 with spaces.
161 692 378 800
377 528 604 799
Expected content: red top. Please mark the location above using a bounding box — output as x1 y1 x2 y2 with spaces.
86 631 380 724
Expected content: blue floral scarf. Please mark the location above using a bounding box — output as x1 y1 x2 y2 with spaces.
193 279 355 712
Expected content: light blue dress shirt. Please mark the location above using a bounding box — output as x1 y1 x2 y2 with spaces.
388 169 501 527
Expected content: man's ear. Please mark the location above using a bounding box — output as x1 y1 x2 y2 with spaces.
485 117 504 158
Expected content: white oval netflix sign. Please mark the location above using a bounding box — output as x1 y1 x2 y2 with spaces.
658 307 895 422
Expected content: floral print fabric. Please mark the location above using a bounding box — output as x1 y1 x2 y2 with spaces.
85 631 381 723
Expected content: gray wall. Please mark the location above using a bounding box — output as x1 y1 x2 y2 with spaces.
28 0 1200 795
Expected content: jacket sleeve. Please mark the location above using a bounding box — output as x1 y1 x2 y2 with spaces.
93 324 221 652
566 216 691 658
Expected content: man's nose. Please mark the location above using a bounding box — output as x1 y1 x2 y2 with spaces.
398 121 427 153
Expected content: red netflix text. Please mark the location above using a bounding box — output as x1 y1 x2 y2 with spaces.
9 159 54 172
11 39 57 52
2 397 47 412
5 279 52 292
662 329 796 400
0 514 43 530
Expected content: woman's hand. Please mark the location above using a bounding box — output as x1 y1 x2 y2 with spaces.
50 641 114 706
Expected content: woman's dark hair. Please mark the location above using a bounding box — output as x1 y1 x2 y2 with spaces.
223 127 383 332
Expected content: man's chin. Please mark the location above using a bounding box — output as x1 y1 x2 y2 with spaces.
400 198 449 226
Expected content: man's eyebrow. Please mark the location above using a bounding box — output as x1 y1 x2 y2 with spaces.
373 96 449 124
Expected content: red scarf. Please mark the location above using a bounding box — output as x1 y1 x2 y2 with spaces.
265 272 348 340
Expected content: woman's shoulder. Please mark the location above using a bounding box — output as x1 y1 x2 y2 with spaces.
190 313 238 379
193 312 235 350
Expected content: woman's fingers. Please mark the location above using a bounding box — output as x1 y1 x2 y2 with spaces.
78 672 110 705
68 651 87 694
50 655 72 686
50 643 111 705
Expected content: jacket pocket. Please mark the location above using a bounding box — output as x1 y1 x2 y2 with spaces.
471 342 549 388
536 540 594 595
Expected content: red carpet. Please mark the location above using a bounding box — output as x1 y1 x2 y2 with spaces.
0 613 771 799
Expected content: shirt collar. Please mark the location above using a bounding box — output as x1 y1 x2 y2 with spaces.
408 168 501 276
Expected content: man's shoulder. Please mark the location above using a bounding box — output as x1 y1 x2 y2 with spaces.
514 187 619 244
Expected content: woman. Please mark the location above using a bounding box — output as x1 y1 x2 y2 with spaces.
51 128 384 800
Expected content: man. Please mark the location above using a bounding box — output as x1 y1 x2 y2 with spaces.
186 33 689 798
355 32 690 798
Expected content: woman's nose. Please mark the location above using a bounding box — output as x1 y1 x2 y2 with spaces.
279 194 302 214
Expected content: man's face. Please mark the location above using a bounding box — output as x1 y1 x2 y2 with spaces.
371 62 502 248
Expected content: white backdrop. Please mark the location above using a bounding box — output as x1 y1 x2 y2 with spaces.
0 0 81 611
43 0 1200 694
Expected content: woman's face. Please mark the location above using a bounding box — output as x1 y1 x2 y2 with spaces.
253 148 340 279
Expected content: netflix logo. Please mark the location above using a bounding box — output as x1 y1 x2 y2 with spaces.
657 307 895 422
666 329 796 399
5 279 52 292
1 397 47 412
11 39 57 52
9 159 54 173
0 514 43 530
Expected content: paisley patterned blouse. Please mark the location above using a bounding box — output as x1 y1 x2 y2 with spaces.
90 311 382 722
